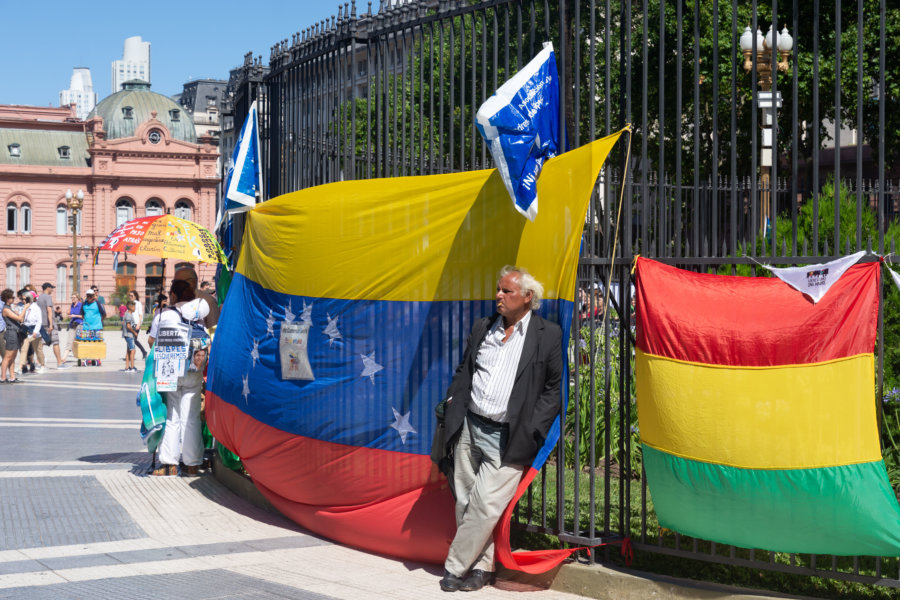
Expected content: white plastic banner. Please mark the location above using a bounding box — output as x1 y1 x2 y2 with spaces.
155 322 190 391
760 251 866 303
279 321 315 380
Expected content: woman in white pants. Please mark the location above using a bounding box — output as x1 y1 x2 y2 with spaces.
147 279 209 476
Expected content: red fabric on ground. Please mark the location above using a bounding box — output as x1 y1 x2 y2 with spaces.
495 468 579 573
206 391 457 563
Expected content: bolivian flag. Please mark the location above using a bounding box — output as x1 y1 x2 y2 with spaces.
635 257 900 556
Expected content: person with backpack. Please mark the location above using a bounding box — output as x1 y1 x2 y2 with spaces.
147 279 210 477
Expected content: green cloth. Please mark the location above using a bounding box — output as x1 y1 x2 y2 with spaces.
643 444 900 556
138 347 166 453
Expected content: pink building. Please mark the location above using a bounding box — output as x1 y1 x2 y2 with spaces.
0 82 219 311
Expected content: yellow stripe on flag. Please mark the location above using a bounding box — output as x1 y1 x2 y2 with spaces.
237 132 622 302
635 349 880 469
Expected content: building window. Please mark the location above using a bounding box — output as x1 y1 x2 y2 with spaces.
20 264 30 286
6 204 16 233
115 198 134 227
8 144 20 158
56 205 67 234
20 204 31 234
123 106 134 119
58 146 71 159
56 264 68 302
148 129 162 144
146 199 163 216
169 109 181 121
5 264 16 289
174 200 192 221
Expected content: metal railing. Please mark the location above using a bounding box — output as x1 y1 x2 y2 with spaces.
225 0 899 588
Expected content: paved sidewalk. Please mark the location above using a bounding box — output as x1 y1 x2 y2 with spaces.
1 335 794 599
0 336 586 599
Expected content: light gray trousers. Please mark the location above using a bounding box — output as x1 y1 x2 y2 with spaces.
444 415 524 576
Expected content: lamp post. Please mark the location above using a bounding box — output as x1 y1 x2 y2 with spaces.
740 25 793 234
65 189 84 296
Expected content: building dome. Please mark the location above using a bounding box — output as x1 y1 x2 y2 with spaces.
89 81 197 143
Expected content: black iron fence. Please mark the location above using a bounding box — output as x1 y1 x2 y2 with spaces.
225 0 900 589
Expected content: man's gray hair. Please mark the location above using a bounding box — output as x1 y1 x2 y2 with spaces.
500 265 543 310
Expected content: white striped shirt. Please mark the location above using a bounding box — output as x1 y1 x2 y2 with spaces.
469 311 532 423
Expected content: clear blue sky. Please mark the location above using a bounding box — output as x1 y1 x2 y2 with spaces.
2 0 346 106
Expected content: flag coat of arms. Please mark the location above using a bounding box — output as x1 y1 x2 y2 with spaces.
634 257 900 555
205 132 623 565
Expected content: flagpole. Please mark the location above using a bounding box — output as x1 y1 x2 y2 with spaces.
254 100 264 203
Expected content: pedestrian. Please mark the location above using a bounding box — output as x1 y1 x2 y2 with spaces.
81 291 105 338
38 283 69 369
19 291 42 375
173 267 219 330
61 293 83 362
128 290 148 359
1 289 25 383
433 266 563 592
147 279 210 476
53 306 64 328
0 287 6 359
91 285 106 307
122 300 139 373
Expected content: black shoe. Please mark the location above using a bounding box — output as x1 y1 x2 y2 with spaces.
439 570 465 592
459 570 494 592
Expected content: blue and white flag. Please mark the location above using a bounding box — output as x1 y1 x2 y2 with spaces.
475 42 560 221
224 100 262 214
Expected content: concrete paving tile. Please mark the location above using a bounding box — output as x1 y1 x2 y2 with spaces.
0 559 46 575
0 569 67 590
34 552 124 571
106 546 192 564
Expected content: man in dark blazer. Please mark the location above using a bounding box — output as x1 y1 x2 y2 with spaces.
436 266 563 592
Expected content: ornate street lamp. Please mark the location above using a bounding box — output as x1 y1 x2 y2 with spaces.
65 189 84 295
740 25 794 234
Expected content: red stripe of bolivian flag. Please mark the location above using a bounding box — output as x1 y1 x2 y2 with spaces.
634 257 900 556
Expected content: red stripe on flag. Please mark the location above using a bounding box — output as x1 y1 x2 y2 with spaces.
206 390 457 564
495 468 579 573
635 258 879 366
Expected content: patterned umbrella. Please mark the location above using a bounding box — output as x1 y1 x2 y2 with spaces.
98 215 227 264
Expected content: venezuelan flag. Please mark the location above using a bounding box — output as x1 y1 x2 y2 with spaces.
635 257 900 556
205 132 623 564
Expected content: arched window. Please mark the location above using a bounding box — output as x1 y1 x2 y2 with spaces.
5 264 16 288
145 199 164 217
20 204 31 234
20 264 30 286
174 200 192 221
56 205 67 235
115 198 134 227
6 203 16 233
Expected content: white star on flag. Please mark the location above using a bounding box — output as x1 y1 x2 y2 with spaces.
250 339 260 368
325 314 342 346
265 309 275 337
359 351 383 384
284 300 295 324
300 300 313 325
389 407 416 444
242 373 250 404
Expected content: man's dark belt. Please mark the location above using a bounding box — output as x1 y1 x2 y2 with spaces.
467 410 508 429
